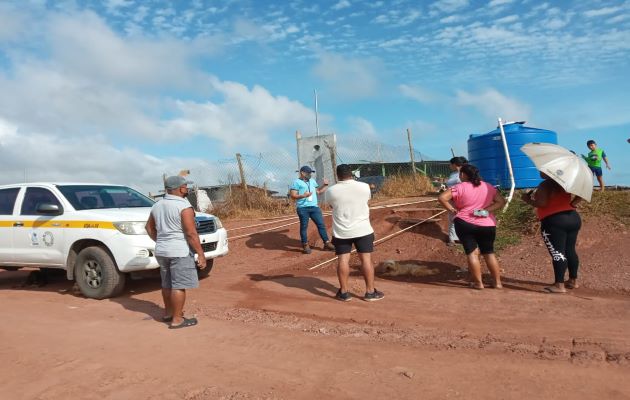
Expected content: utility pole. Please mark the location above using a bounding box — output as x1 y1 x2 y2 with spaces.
407 128 417 175
296 130 302 169
236 153 247 191
314 89 320 137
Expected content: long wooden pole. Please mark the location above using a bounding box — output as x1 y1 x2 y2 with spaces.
236 153 247 191
407 128 416 175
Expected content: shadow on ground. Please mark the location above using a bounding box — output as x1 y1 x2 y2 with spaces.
248 273 338 298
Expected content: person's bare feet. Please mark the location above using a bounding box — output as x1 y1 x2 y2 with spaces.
492 281 503 289
469 282 484 290
543 285 566 294
566 279 579 289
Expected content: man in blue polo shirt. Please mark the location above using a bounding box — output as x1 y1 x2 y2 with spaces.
289 166 335 254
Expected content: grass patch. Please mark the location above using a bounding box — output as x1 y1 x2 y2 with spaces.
374 174 434 200
495 194 539 251
579 190 630 225
494 189 630 251
211 186 294 220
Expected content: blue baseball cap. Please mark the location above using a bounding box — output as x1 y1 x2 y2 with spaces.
299 166 315 173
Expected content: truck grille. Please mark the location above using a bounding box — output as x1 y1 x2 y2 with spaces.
195 217 216 234
201 241 217 252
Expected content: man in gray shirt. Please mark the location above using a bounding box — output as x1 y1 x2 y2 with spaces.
146 176 206 329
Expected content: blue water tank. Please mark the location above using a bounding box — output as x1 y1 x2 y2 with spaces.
467 122 557 189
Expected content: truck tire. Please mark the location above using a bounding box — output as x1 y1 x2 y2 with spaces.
198 258 214 279
74 246 126 299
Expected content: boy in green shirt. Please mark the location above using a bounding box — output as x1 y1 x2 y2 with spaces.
582 140 611 191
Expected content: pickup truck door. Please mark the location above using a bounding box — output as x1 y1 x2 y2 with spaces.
12 187 66 267
0 187 21 265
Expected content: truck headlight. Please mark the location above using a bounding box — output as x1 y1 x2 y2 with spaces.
114 221 148 235
214 217 223 229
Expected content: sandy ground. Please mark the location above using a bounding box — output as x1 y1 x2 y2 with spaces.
1 197 629 399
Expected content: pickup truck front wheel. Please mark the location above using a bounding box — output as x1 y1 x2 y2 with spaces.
74 246 126 299
197 258 214 279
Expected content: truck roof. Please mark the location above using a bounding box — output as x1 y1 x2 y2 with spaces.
0 182 131 190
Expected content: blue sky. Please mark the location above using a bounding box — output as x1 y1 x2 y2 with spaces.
0 0 628 192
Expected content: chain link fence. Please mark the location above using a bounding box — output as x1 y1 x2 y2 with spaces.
187 135 451 201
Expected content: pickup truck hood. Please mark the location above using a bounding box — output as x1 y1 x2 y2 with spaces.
76 208 152 221
76 208 215 221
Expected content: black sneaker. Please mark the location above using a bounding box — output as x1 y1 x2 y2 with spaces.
364 289 384 302
335 289 352 302
302 244 312 254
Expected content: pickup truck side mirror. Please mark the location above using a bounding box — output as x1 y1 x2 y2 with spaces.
37 203 63 215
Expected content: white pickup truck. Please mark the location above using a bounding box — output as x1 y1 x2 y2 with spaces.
0 183 228 299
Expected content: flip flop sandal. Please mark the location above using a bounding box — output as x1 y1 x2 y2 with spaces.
162 310 185 322
169 317 198 329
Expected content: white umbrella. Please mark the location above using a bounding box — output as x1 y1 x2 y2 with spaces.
520 142 593 202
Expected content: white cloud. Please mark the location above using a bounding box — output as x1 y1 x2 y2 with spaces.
105 0 135 14
332 0 351 11
584 6 621 18
379 38 408 48
455 89 531 121
0 8 318 153
0 4 29 43
0 118 214 194
399 84 437 104
47 11 218 89
372 13 391 24
607 13 629 24
432 0 469 13
399 10 422 26
347 116 378 137
440 15 464 24
312 53 384 99
495 15 519 24
160 78 317 147
488 0 513 7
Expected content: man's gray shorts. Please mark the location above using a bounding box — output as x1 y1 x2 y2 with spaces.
156 254 199 290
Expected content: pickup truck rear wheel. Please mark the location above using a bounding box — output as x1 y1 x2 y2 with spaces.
197 258 214 279
74 246 126 299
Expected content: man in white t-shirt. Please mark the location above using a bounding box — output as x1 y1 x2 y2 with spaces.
325 164 384 302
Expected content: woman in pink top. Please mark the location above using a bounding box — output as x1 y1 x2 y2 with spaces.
439 165 506 289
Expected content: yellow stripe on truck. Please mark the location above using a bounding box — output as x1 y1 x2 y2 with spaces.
0 221 117 229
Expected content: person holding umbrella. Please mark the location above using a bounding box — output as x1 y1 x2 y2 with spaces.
520 143 593 294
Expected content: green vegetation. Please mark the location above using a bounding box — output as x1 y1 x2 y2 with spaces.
579 190 630 225
495 189 630 251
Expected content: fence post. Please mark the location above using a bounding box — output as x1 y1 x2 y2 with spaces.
295 130 302 169
236 153 247 191
407 128 416 175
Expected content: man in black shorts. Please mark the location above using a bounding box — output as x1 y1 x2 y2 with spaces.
324 164 384 302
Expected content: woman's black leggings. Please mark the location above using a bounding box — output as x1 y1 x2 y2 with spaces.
540 210 582 284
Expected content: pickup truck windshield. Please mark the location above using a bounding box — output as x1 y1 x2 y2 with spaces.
57 185 155 210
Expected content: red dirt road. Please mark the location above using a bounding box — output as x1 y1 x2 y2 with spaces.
1 198 629 399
